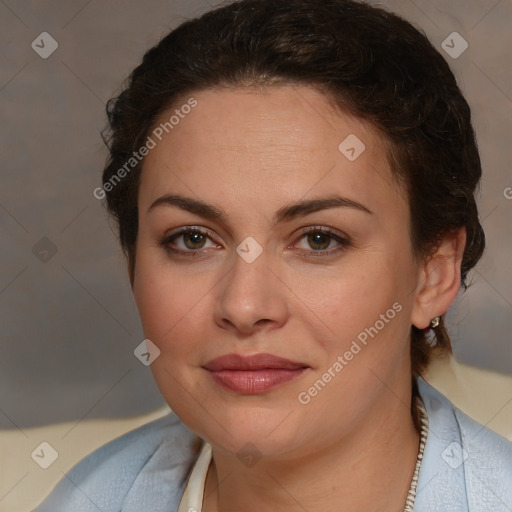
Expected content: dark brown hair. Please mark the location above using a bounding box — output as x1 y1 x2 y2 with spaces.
101 0 485 422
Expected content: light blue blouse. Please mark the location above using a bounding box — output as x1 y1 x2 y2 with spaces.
34 377 512 511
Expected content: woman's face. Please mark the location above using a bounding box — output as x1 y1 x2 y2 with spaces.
132 85 423 458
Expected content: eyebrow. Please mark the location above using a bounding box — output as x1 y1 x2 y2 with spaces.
147 193 374 226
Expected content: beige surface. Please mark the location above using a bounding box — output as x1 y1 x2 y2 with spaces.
1 405 172 512
423 355 512 440
2 355 512 512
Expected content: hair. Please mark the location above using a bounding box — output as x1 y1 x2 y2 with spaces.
101 0 485 427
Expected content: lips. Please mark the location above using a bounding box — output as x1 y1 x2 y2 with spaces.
203 352 308 371
203 353 309 394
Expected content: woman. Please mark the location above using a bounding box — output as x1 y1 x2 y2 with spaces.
35 0 512 510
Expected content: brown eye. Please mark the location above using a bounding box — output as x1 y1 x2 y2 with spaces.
306 232 332 251
182 231 207 250
159 227 218 256
293 227 352 257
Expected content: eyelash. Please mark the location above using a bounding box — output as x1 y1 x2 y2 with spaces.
158 226 352 259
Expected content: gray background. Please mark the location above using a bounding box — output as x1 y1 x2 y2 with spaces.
1 0 511 430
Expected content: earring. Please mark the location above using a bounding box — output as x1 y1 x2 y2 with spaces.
430 316 441 328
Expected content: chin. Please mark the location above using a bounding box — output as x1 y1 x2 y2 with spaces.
187 405 304 455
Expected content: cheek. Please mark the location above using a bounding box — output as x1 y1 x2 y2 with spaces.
132 248 181 340
292 257 399 327
132 250 214 359
291 250 413 368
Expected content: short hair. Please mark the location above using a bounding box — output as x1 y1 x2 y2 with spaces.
101 0 485 411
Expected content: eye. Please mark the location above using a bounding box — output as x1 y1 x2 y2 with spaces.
292 226 351 257
159 227 218 256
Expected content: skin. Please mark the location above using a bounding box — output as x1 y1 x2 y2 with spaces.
131 85 466 512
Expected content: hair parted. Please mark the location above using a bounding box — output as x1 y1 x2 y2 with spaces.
101 0 485 413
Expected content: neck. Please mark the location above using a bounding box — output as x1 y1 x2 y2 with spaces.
203 389 421 512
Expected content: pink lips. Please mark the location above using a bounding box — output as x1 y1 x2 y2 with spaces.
203 353 309 394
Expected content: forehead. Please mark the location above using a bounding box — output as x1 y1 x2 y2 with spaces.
138 85 403 218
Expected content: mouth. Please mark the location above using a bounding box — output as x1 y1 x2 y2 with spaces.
203 352 310 394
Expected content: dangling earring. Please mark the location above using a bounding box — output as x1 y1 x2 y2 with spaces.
430 316 441 328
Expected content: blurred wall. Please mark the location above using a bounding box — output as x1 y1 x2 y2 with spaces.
1 0 511 434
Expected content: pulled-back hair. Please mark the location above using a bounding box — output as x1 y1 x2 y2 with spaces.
101 0 485 421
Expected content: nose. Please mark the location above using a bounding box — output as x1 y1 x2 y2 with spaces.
213 246 289 336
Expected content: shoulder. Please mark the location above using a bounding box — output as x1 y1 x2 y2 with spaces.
34 412 203 512
415 376 512 511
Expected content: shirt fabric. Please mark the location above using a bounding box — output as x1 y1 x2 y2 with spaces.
178 440 212 512
34 376 512 511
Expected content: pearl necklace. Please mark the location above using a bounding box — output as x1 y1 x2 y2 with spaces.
402 397 429 512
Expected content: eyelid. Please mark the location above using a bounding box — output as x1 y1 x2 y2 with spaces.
292 225 350 242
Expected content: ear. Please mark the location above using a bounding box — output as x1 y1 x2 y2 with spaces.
411 227 466 329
